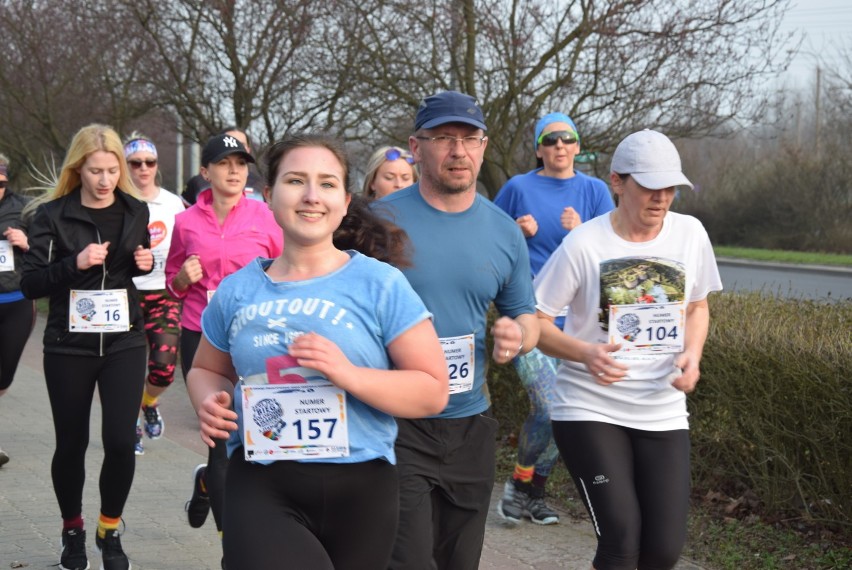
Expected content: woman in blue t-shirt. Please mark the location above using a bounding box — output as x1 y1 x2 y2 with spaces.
186 133 448 570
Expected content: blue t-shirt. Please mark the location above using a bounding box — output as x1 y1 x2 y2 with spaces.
377 184 536 418
201 252 432 464
493 169 614 277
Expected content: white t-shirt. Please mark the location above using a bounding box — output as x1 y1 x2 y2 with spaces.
534 211 722 430
133 188 186 291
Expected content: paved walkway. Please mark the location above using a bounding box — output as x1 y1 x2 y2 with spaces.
1 314 707 569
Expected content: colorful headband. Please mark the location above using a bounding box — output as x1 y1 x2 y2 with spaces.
124 139 158 159
0 164 7 177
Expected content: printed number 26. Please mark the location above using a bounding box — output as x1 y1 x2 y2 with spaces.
448 363 469 380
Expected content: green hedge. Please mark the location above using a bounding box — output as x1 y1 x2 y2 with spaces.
691 292 851 528
487 292 851 531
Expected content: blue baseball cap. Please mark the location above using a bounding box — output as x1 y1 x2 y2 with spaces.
415 91 487 131
534 113 579 149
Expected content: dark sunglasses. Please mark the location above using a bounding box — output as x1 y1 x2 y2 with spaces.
0 181 6 189
538 130 578 147
128 159 158 169
385 148 415 165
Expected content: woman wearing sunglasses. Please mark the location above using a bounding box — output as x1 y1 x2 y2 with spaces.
493 112 614 526
124 133 186 455
0 153 36 469
362 146 418 199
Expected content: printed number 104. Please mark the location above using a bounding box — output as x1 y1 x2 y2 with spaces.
645 326 678 341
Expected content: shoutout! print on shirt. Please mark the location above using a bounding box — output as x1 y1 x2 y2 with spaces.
229 297 354 341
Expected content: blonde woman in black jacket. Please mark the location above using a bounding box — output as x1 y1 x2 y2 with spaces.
21 124 153 570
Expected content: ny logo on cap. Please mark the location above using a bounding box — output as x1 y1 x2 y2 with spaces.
223 136 239 148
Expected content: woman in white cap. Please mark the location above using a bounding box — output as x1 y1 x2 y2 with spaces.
534 129 722 570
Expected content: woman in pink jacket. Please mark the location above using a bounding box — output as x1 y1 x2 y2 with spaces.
165 132 283 560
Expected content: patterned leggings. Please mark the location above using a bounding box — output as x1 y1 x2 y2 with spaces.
512 347 560 477
138 290 180 387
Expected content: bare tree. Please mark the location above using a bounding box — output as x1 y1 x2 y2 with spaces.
0 0 158 183
1 0 797 197
325 0 796 194
122 0 341 146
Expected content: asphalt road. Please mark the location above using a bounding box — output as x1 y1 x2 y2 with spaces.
716 258 852 302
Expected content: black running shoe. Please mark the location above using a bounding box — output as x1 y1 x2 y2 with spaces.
59 528 90 570
96 528 130 570
185 463 211 528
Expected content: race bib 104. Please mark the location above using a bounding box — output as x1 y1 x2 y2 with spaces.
608 302 685 354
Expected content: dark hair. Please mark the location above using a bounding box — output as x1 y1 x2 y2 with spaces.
263 133 411 267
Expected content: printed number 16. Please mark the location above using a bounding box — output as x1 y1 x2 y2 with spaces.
103 309 121 321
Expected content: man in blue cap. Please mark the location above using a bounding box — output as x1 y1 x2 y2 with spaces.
492 112 613 526
378 91 540 569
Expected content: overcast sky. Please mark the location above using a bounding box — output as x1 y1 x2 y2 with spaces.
779 0 852 86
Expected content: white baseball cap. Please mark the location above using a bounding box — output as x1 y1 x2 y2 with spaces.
610 129 693 190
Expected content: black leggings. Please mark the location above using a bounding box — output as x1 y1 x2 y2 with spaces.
223 454 398 570
44 348 146 519
181 327 227 532
0 298 36 391
552 421 690 570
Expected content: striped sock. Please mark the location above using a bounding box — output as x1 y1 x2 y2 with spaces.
141 389 159 409
97 514 121 539
512 464 535 484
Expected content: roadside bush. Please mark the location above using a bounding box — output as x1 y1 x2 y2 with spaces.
691 292 851 530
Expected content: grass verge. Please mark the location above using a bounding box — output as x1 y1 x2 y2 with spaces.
713 246 852 267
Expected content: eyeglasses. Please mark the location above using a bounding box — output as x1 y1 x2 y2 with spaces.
0 181 6 189
538 130 578 147
385 148 415 165
415 135 487 149
128 159 158 169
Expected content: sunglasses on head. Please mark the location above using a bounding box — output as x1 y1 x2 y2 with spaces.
385 148 415 165
538 130 578 147
128 159 158 169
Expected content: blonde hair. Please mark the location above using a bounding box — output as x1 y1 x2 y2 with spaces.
361 146 418 198
25 124 138 215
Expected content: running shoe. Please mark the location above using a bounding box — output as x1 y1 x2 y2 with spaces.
59 528 89 570
96 528 130 570
134 422 144 456
0 447 9 467
141 404 164 439
497 479 528 524
526 486 560 525
185 463 210 528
